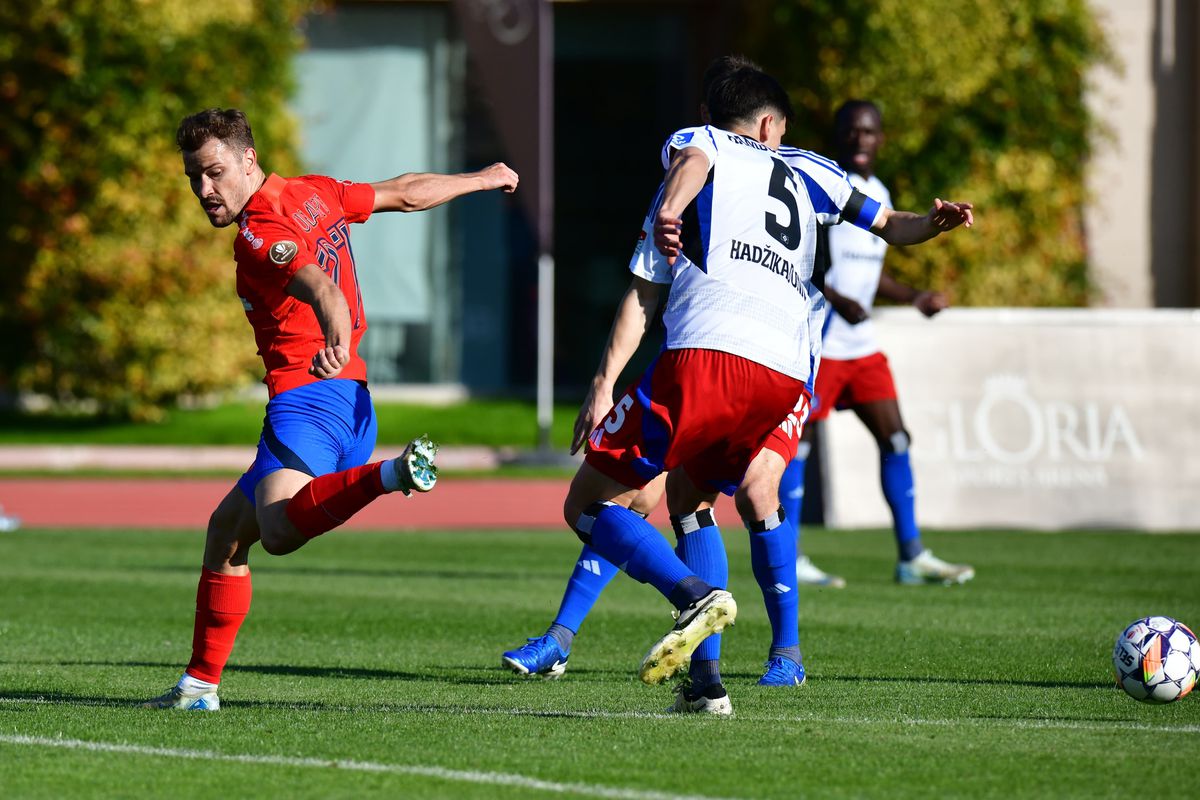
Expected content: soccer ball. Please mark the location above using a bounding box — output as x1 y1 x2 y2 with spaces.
1112 616 1199 704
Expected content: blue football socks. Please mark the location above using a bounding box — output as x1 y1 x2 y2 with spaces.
672 509 728 690
550 545 618 636
748 506 801 664
579 502 707 608
880 432 923 562
545 622 575 654
778 443 809 530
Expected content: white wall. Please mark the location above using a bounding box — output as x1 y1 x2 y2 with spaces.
822 308 1200 531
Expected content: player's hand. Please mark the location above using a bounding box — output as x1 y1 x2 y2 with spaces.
477 162 519 194
832 295 869 325
654 212 683 265
929 198 974 231
913 290 949 317
309 344 350 379
570 383 614 455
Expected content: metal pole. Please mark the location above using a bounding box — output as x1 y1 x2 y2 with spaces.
535 0 555 451
536 252 554 449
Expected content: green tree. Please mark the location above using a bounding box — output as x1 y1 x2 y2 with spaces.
741 0 1109 306
0 0 310 419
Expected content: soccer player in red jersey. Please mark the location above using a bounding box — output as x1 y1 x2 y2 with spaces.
142 108 517 710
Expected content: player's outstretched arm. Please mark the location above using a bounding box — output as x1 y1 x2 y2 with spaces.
877 272 948 318
872 198 974 246
287 263 353 379
653 148 711 265
371 163 518 213
570 276 663 454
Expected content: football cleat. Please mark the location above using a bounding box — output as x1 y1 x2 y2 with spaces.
501 634 569 679
896 548 975 585
757 655 807 687
796 555 846 589
639 589 736 686
667 681 733 716
396 434 439 496
139 685 220 711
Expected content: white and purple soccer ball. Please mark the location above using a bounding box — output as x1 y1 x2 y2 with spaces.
1112 616 1199 704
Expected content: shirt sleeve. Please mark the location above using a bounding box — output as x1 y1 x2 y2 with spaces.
627 183 674 284
303 175 376 224
783 149 886 230
838 188 886 231
659 125 720 170
234 213 319 288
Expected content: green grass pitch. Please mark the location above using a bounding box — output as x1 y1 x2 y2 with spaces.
1 526 1198 798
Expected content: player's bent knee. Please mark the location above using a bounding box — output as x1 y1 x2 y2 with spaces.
733 481 778 522
566 500 617 544
879 430 911 455
258 527 291 556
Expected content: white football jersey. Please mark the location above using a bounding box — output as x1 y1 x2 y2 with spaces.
629 125 821 383
631 128 886 385
821 173 892 360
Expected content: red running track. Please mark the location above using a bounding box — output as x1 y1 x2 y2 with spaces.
0 478 673 531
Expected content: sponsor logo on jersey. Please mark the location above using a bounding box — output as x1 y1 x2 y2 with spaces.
632 228 647 256
269 240 299 266
729 238 804 293
670 131 694 148
239 225 266 250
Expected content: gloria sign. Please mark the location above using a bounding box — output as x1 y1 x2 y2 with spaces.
821 309 1200 531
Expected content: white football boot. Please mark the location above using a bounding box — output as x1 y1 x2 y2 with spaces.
667 681 733 716
395 434 439 496
896 549 975 585
796 555 846 588
140 684 220 711
639 589 736 685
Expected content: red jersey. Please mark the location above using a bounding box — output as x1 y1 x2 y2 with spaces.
234 173 375 396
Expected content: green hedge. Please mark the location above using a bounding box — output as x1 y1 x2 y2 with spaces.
741 0 1109 306
0 0 310 419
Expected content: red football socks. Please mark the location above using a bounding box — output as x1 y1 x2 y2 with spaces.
285 461 386 539
186 568 252 685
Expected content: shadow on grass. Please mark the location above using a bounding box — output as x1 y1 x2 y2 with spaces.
3 657 1113 690
720 669 1115 690
2 690 1150 727
1 659 637 684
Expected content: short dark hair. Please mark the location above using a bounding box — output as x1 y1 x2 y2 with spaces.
700 54 762 100
706 67 794 130
176 108 255 153
833 99 882 134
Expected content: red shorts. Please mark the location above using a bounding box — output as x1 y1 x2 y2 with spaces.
585 348 807 495
808 351 897 423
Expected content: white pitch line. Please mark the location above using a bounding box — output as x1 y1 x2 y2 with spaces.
2 695 1198 734
0 734 740 800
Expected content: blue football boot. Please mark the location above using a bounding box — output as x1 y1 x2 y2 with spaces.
757 655 806 687
501 634 569 679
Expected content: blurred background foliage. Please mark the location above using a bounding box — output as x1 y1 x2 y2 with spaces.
0 0 310 419
0 0 1109 419
741 0 1109 306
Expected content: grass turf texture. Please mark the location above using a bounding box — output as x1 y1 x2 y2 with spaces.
1 527 1198 799
0 399 580 448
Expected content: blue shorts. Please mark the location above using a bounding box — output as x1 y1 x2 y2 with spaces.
237 379 378 504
